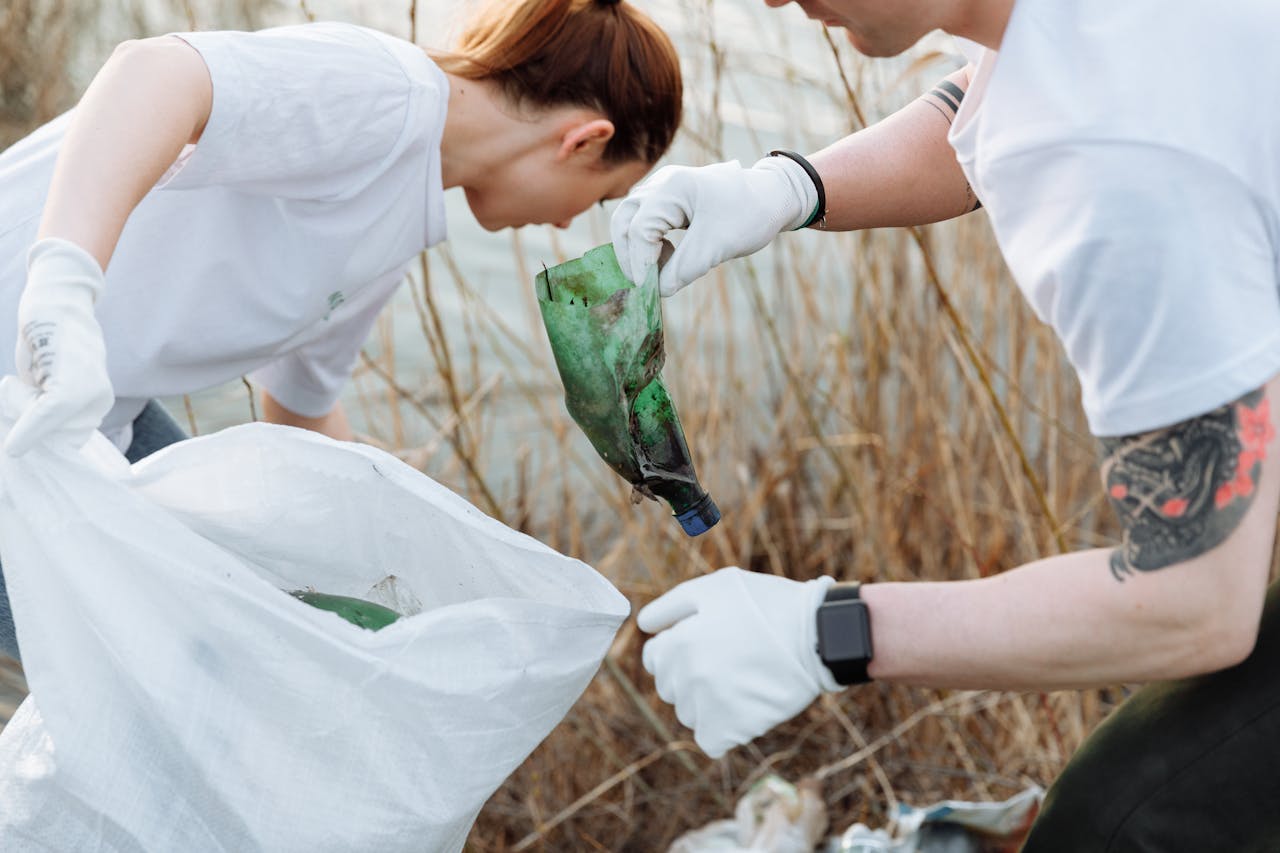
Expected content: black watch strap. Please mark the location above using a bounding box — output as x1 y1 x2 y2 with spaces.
816 582 873 685
825 582 863 604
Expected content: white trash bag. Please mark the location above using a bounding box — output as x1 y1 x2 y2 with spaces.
0 416 629 852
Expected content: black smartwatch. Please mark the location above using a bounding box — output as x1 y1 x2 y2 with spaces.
815 582 874 685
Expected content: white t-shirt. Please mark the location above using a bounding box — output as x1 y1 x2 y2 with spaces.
949 0 1280 437
0 22 450 448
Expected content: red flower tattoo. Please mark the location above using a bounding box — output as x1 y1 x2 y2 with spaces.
1238 398 1274 457
1234 468 1256 499
1213 397 1274 510
1102 388 1266 579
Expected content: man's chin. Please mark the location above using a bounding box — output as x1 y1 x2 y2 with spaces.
464 191 512 231
843 27 914 58
471 210 509 232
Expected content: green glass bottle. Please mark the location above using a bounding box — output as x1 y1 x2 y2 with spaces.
288 590 402 631
535 244 720 536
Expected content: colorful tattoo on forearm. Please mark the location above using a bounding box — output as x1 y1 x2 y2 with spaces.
920 79 983 212
1100 387 1273 579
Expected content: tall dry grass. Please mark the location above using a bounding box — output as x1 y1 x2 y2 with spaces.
0 0 78 149
0 1 1172 850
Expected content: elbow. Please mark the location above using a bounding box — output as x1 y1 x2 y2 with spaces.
1144 533 1273 678
1176 587 1265 676
1187 615 1259 675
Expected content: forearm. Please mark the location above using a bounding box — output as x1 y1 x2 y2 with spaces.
261 392 354 442
807 67 977 231
864 541 1270 691
38 37 212 268
862 377 1280 691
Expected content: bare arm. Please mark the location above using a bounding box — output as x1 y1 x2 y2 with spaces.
38 36 213 268
260 391 354 442
863 375 1280 690
808 66 979 232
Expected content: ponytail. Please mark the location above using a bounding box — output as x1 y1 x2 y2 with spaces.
435 0 683 165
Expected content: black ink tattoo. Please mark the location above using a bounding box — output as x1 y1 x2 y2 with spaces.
920 79 983 212
965 183 983 212
930 88 960 113
924 89 959 121
936 80 966 105
1100 387 1273 579
921 78 966 124
921 99 953 124
924 80 966 117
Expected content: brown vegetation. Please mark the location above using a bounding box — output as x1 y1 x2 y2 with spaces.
0 0 77 149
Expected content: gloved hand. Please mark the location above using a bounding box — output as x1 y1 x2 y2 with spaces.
637 567 840 758
5 237 114 456
610 156 819 297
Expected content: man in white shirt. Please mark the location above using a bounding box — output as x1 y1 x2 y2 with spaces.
614 0 1280 846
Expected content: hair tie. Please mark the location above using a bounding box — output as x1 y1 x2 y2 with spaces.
596 0 623 6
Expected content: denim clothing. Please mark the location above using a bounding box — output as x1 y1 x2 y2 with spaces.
0 400 187 663
123 398 190 464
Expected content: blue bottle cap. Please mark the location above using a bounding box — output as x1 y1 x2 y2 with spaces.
675 493 721 536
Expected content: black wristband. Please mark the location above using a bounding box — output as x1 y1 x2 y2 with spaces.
768 149 826 229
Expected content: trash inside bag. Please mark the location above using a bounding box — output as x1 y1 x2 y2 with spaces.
536 243 720 536
0 421 629 853
287 589 402 631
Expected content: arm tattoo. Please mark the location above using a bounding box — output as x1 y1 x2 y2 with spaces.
964 183 983 213
1100 387 1273 580
919 79 983 212
921 80 966 124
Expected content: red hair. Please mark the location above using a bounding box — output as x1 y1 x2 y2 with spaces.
436 0 682 165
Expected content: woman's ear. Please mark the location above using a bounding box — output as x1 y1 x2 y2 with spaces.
556 118 615 163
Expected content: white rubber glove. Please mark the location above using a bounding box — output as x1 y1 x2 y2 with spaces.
610 156 819 297
5 238 114 456
637 567 840 758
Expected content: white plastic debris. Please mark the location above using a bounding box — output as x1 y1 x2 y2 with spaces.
670 775 829 853
828 786 1043 853
667 775 1042 853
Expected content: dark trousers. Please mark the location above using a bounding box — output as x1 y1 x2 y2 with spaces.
1022 580 1280 852
0 400 188 663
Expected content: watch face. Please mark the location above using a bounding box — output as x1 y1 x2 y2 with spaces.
817 599 872 663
